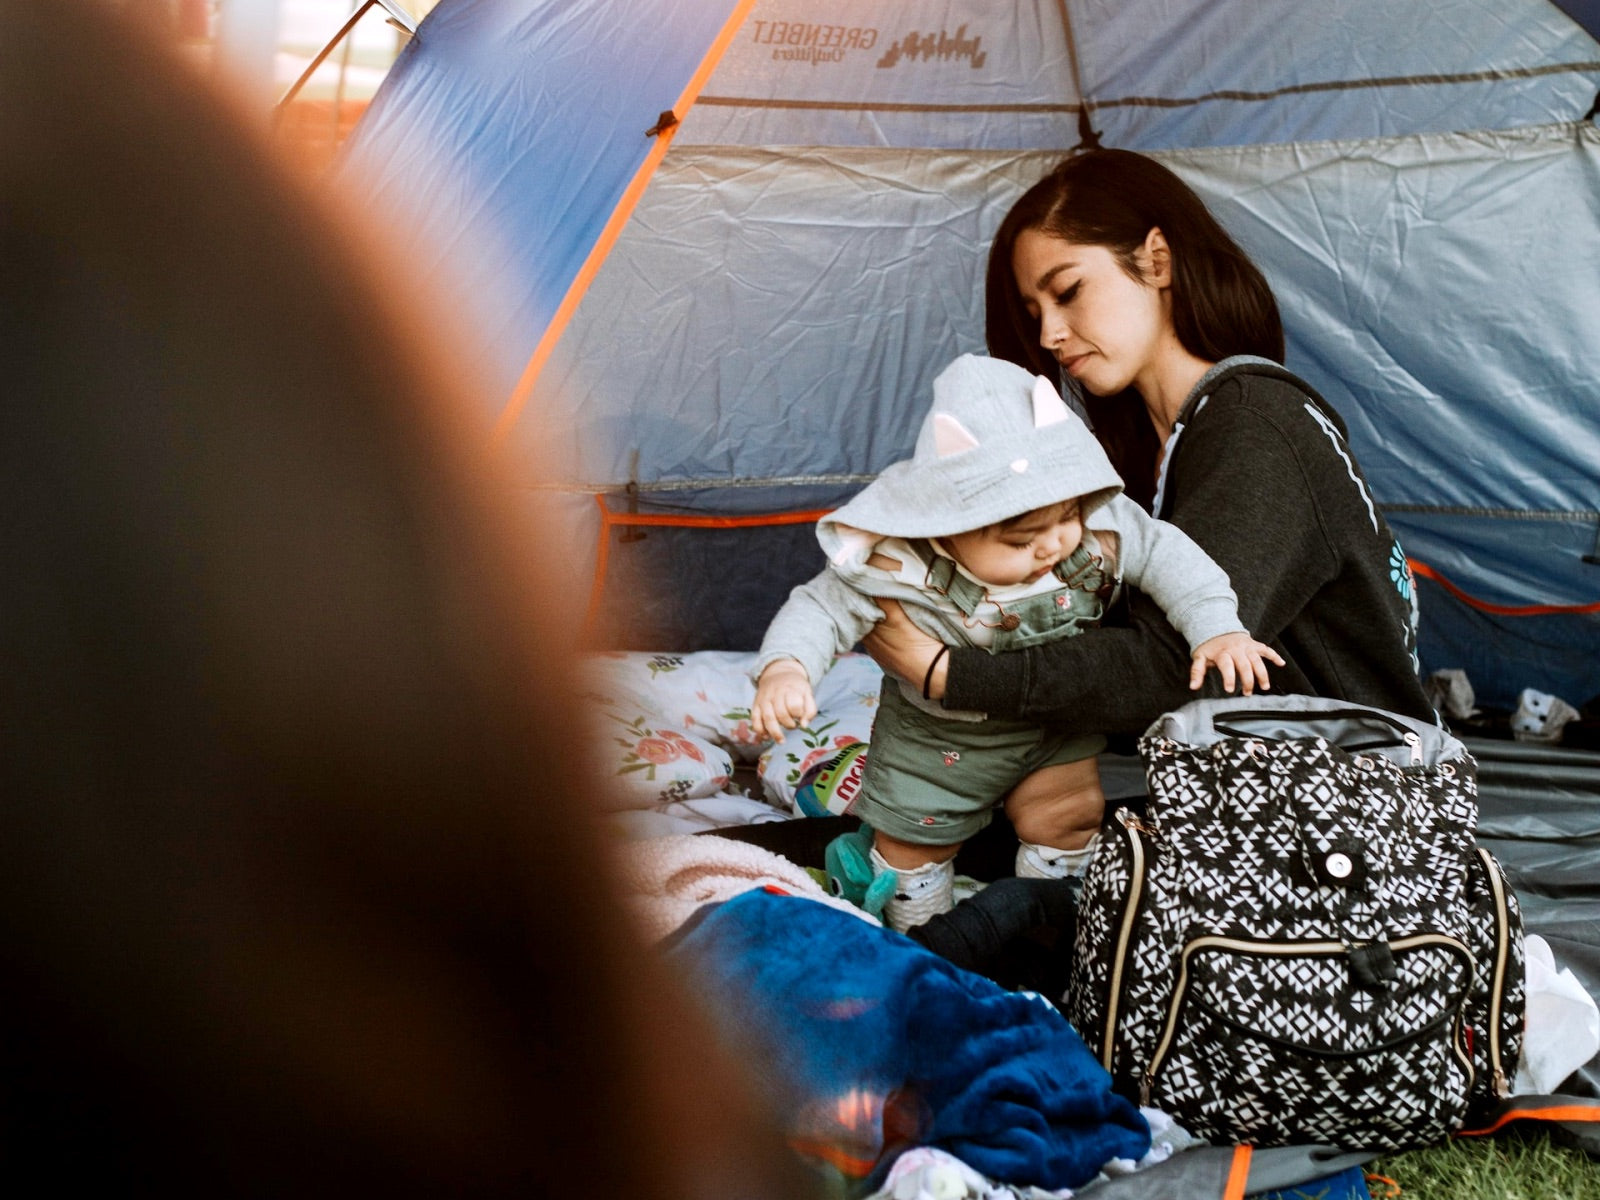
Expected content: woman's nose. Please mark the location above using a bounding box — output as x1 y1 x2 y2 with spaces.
1039 311 1070 349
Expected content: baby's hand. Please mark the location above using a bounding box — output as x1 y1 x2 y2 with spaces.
752 660 818 742
1190 633 1286 695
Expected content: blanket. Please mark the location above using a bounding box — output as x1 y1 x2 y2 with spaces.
663 889 1150 1193
614 832 875 941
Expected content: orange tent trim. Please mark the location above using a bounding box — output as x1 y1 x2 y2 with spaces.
492 0 759 445
583 495 833 638
1223 1144 1253 1200
1409 558 1600 617
1458 1103 1600 1136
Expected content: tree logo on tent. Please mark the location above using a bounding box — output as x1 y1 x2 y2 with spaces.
876 25 987 70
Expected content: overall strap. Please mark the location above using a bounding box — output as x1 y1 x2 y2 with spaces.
1054 540 1110 593
917 542 988 617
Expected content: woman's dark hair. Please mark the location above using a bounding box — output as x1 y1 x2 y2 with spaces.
985 149 1284 508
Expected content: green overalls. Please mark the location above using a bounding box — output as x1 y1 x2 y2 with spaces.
853 541 1114 845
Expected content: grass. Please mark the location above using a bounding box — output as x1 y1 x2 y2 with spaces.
1369 1131 1600 1199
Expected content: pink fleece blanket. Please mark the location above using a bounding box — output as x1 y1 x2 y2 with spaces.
614 833 877 942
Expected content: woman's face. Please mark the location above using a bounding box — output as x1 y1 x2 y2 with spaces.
1011 227 1171 398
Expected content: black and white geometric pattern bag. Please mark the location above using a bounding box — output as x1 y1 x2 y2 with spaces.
1066 694 1525 1150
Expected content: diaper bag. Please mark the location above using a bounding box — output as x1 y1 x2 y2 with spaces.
1065 694 1525 1149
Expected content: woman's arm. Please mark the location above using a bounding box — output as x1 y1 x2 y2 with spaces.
942 394 1336 733
859 598 948 696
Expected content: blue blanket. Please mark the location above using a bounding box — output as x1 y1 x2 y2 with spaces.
664 889 1149 1191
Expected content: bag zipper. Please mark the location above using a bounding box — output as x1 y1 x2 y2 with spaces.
1474 846 1514 1097
1100 807 1155 1072
1140 933 1477 1106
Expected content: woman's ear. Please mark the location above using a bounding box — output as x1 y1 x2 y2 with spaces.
1140 227 1173 287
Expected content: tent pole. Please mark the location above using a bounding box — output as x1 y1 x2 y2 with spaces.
492 0 760 446
1052 0 1102 149
276 0 374 114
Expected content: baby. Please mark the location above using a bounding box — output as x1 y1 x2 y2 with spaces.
752 354 1280 931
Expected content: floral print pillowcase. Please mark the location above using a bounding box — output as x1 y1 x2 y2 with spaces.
581 651 884 815
580 652 750 812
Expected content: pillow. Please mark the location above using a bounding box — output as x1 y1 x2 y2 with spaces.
758 653 883 812
580 650 886 816
588 704 735 812
581 650 766 761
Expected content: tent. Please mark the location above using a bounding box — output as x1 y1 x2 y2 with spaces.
337 0 1600 1107
339 0 1600 716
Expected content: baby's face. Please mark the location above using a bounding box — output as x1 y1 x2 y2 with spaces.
944 500 1084 587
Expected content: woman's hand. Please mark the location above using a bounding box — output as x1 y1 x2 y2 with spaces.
861 599 949 699
1189 632 1286 695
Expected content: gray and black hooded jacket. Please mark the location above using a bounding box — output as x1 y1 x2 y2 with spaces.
945 358 1436 732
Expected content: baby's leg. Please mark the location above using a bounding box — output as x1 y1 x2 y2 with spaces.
1003 758 1106 879
872 830 961 933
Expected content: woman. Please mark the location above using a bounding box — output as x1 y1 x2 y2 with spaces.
868 148 1435 733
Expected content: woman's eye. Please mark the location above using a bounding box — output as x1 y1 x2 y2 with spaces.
1055 282 1080 305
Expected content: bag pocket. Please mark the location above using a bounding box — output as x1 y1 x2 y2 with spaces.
1144 935 1476 1148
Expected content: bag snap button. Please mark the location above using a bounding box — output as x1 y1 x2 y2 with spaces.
1325 851 1354 879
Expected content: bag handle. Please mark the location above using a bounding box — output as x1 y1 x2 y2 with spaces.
1213 706 1418 754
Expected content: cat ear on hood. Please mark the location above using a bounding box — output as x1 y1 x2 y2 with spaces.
1032 375 1071 429
933 412 982 457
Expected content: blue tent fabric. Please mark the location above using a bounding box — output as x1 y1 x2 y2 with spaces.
341 0 1600 705
1074 0 1598 150
673 0 1599 151
345 0 741 379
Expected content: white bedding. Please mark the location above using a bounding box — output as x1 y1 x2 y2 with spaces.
579 650 883 838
